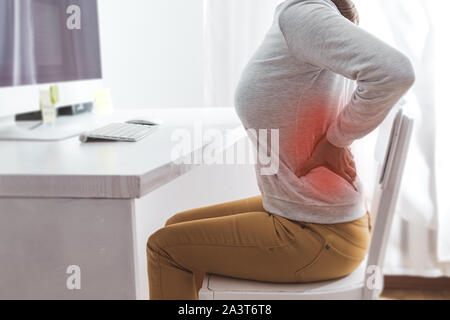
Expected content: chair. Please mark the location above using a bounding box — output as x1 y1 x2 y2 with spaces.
199 110 414 300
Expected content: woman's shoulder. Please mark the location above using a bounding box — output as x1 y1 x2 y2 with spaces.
277 0 343 42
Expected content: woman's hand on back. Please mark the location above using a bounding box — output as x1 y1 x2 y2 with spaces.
296 135 358 191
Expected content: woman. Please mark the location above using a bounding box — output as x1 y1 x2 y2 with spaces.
147 0 415 300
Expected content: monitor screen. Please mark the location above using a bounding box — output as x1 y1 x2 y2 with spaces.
0 0 102 88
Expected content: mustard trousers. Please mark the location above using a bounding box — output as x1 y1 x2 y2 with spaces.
147 196 372 300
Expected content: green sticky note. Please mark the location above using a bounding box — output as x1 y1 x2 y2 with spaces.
50 85 60 105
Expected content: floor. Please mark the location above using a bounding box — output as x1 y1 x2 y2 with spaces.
381 276 450 300
381 289 450 300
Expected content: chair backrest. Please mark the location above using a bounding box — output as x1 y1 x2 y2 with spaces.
362 109 414 300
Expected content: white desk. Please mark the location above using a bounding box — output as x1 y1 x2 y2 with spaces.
0 107 247 299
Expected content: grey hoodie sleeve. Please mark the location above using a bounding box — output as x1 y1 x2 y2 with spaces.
279 0 415 148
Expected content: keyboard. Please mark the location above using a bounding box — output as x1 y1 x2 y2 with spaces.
79 123 158 143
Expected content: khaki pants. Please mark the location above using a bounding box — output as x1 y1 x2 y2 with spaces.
147 196 372 300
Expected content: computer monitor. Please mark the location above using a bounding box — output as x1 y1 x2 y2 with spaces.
0 0 103 118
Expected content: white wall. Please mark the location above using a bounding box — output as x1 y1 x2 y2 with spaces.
98 0 204 109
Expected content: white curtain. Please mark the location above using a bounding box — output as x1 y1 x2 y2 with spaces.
433 1 450 264
354 0 450 277
203 0 450 277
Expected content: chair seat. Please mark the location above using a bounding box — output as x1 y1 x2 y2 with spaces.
199 257 367 300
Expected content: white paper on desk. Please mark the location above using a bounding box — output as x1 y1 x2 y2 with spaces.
40 90 56 124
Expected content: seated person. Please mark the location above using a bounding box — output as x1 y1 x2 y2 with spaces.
146 0 415 300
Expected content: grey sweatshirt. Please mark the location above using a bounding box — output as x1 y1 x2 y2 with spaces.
235 0 415 224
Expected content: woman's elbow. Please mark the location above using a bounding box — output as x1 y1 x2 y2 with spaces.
389 54 416 92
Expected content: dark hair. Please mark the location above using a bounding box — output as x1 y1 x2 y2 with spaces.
331 0 359 25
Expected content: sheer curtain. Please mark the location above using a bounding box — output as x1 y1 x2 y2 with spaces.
433 0 450 265
203 0 450 277
354 0 450 277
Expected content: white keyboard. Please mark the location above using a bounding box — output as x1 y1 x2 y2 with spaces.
80 123 158 143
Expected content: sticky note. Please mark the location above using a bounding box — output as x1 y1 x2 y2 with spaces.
50 85 60 105
93 88 114 116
